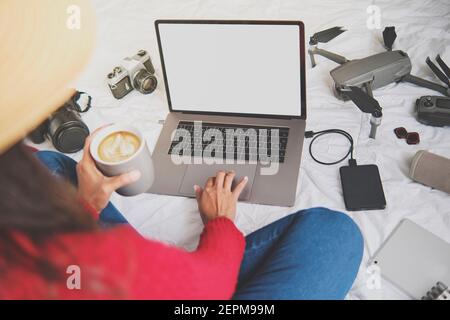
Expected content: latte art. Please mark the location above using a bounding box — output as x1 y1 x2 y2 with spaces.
98 131 141 163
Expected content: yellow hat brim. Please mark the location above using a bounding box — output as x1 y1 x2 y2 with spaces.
0 0 95 153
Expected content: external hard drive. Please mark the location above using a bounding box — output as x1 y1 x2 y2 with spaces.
340 164 386 211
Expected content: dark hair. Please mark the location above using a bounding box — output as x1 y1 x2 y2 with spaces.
0 142 96 277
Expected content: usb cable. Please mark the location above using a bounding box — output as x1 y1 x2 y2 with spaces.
305 129 356 166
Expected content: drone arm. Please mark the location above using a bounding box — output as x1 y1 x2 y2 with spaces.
308 46 348 67
308 47 317 68
402 74 450 97
369 112 382 139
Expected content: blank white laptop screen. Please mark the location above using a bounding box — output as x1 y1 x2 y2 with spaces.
157 22 303 117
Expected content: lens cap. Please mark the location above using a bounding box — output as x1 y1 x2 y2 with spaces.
54 124 89 153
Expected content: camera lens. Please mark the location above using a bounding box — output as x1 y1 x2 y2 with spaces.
133 69 157 94
47 108 89 153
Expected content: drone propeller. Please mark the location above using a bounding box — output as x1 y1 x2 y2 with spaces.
436 55 450 82
342 86 382 115
426 56 450 86
309 26 346 45
383 26 397 51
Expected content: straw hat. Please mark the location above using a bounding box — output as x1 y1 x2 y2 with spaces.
0 0 95 153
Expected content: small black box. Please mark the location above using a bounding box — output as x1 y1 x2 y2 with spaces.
340 164 386 211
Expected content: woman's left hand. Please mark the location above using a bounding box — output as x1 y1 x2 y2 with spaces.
76 127 141 212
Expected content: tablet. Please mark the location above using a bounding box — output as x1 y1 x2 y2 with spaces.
371 219 450 299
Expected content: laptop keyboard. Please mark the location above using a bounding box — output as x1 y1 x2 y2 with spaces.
168 121 289 163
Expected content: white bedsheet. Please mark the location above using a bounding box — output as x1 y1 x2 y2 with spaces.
37 0 450 299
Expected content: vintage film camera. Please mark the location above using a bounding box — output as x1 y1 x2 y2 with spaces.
107 50 158 99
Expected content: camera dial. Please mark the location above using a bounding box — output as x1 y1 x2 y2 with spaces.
137 50 147 57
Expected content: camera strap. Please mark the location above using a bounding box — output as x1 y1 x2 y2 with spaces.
70 91 92 113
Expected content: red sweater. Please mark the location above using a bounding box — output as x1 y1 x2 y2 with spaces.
0 216 245 299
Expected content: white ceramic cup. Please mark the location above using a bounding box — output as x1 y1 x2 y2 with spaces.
89 124 154 196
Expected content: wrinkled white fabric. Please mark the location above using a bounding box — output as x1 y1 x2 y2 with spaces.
32 0 450 299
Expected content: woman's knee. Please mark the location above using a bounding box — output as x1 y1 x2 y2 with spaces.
35 150 78 183
36 150 68 166
36 150 76 165
291 207 364 260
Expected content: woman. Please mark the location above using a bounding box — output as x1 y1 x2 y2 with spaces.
0 0 363 299
1 142 363 299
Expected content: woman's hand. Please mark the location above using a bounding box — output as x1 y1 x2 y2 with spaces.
194 170 248 224
76 127 141 212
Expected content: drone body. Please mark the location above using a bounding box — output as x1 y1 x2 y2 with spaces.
330 50 411 100
309 26 450 137
309 26 450 100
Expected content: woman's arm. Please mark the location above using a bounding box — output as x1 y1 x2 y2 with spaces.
128 171 248 299
75 131 248 299
122 216 245 300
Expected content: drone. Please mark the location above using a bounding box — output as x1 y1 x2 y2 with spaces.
308 26 450 137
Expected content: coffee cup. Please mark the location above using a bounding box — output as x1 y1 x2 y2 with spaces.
89 124 154 196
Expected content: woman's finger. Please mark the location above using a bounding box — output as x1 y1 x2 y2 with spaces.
215 171 226 189
223 170 235 190
194 185 203 201
205 177 215 188
232 176 248 199
105 170 141 192
81 135 93 162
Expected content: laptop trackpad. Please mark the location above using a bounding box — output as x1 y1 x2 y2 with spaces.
179 163 257 200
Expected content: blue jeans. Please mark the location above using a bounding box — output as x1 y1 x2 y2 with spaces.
35 151 128 224
233 208 363 299
36 151 363 300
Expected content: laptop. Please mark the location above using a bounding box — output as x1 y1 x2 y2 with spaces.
148 20 307 206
